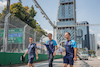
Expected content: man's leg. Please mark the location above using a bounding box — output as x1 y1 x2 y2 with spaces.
63 63 67 67
63 56 69 67
49 57 53 67
48 54 54 67
70 65 73 67
28 58 34 67
49 58 53 67
69 56 74 67
28 63 31 67
48 54 51 67
31 64 34 67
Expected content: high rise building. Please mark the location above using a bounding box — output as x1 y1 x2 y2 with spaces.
76 29 83 48
76 21 90 50
89 34 97 51
56 0 76 44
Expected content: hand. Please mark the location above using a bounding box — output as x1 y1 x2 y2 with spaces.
36 56 39 60
73 57 77 61
23 55 25 57
53 52 56 57
63 48 66 52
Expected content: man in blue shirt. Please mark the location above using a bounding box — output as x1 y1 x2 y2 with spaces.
23 37 38 67
45 33 57 67
63 32 77 67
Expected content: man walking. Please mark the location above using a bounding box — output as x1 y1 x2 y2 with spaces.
45 33 57 67
63 32 77 67
23 37 38 67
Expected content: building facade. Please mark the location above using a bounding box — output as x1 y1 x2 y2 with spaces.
89 34 97 51
76 29 83 48
56 0 76 44
76 21 90 50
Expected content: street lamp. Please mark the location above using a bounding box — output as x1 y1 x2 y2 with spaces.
23 24 28 51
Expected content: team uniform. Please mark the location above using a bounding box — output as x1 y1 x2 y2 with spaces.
45 39 57 67
63 39 77 65
28 43 37 64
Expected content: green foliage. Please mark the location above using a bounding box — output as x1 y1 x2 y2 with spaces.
77 48 86 52
0 1 47 35
88 49 96 54
19 0 22 3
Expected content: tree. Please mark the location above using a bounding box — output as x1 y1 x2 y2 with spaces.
1 1 47 35
89 49 96 54
19 0 22 3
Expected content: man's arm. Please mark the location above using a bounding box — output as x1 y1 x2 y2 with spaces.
55 45 58 50
73 48 77 61
23 49 29 57
35 48 39 60
53 45 58 56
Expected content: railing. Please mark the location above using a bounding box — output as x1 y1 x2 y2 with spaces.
77 55 93 67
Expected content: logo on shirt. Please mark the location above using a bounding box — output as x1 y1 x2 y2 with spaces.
51 41 53 45
47 41 53 45
67 41 71 45
30 44 35 48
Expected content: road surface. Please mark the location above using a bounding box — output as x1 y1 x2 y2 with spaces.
17 58 81 67
16 57 100 67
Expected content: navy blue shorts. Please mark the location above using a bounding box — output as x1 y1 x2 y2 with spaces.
63 56 74 65
28 57 34 64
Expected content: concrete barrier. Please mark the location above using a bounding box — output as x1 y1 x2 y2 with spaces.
0 52 62 66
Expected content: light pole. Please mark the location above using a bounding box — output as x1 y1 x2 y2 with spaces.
34 31 37 43
40 35 45 54
53 21 55 40
23 24 28 51
3 0 10 52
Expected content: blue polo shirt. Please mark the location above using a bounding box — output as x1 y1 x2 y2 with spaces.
45 39 57 54
64 39 77 56
28 43 37 59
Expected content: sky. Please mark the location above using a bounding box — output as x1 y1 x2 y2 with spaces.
0 0 100 44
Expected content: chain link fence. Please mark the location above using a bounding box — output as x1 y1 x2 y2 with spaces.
0 0 100 67
0 13 47 54
0 13 5 52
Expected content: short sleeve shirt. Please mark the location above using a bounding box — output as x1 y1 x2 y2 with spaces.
64 39 77 48
45 39 57 54
64 39 77 56
28 43 37 59
46 39 57 46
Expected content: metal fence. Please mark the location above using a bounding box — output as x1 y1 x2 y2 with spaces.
80 61 93 67
0 13 47 54
0 14 5 52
